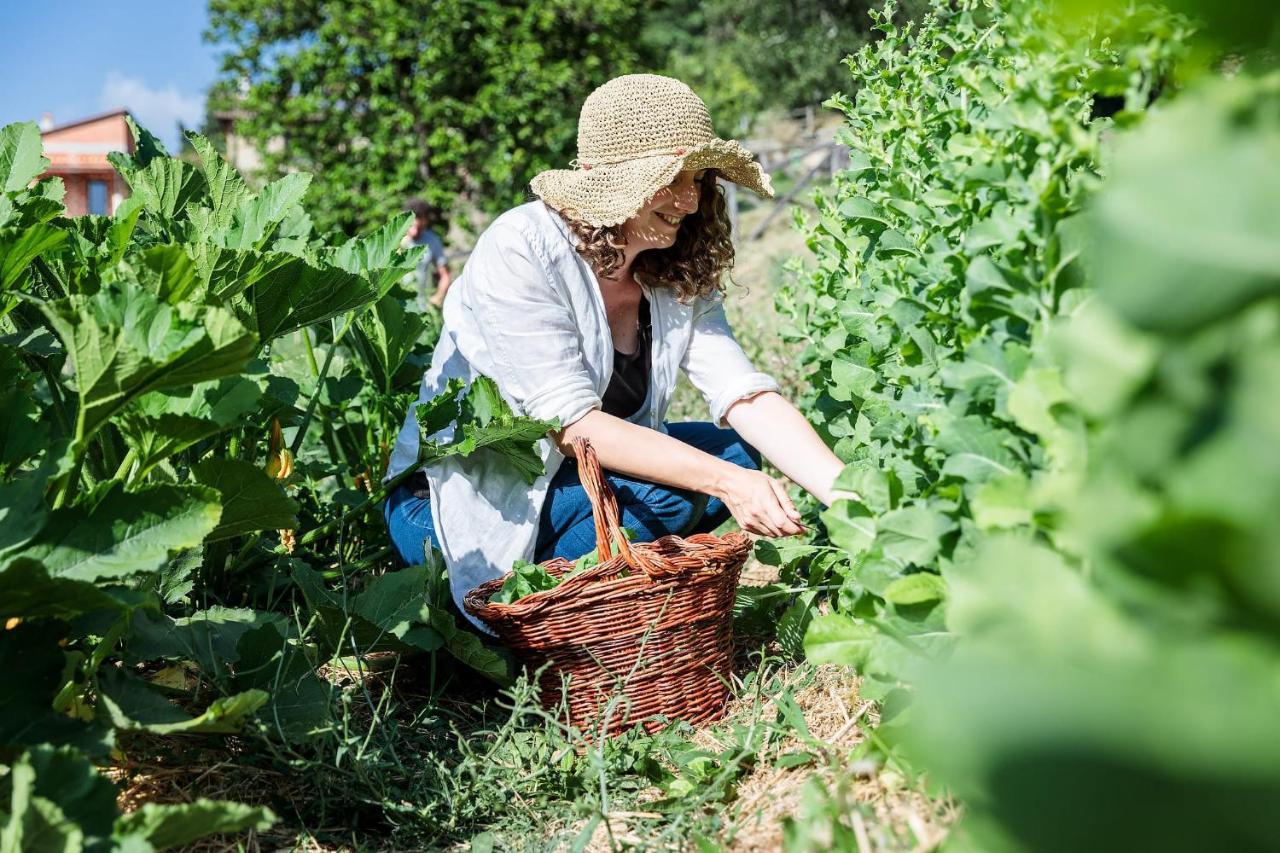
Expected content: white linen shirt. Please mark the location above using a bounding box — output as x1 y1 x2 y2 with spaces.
385 200 779 627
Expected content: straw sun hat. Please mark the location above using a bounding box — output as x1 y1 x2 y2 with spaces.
530 74 774 228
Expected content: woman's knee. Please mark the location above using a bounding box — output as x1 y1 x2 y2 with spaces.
383 486 438 566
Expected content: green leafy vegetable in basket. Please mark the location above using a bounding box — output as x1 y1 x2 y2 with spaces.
491 530 633 603
490 560 559 604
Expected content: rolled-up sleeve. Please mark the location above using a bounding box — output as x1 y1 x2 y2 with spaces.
463 226 601 428
681 295 780 427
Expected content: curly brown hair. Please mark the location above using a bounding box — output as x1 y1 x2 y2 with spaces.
549 172 735 303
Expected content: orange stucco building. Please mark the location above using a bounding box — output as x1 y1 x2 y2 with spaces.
40 109 134 216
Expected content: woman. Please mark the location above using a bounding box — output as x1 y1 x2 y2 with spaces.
383 74 845 626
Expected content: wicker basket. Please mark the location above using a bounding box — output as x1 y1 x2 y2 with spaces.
464 437 751 736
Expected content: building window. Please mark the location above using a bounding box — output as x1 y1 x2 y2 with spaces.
87 179 109 215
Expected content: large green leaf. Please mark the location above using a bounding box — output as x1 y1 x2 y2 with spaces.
350 293 428 394
1 745 118 851
17 484 221 582
821 499 877 558
191 459 297 541
221 173 311 250
908 646 1280 853
118 377 264 476
422 376 555 485
1 224 67 291
425 607 511 684
38 282 258 439
1092 75 1280 332
876 505 955 567
97 668 267 735
415 377 465 439
351 565 445 653
883 572 947 605
184 131 253 232
137 243 200 304
322 213 419 292
804 613 877 668
131 375 263 425
119 158 207 221
291 561 445 656
0 384 49 472
0 558 140 620
935 415 1019 484
237 256 380 342
117 413 226 478
232 622 332 738
0 784 83 853
103 196 143 267
0 444 73 559
192 244 293 300
971 472 1034 530
0 122 48 193
126 606 286 674
113 800 275 851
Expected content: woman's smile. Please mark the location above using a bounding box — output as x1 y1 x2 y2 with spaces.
655 211 684 228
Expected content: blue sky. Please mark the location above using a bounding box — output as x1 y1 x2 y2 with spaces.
4 2 220 149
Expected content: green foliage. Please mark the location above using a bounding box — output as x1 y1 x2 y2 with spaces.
777 0 1184 698
0 118 555 847
205 0 656 235
490 559 560 605
489 529 632 604
0 744 274 851
645 0 931 133
778 0 1280 847
905 70 1280 850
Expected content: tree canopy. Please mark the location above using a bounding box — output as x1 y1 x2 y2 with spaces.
206 0 655 235
206 0 906 235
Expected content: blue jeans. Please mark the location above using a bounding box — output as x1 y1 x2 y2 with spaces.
383 421 761 567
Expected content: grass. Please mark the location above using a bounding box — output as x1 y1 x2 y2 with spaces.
103 161 955 852
110 631 953 850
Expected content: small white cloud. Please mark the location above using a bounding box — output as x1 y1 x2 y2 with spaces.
100 71 204 150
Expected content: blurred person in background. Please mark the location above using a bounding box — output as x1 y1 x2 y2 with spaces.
404 198 452 309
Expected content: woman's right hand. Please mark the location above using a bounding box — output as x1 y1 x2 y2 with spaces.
714 466 806 538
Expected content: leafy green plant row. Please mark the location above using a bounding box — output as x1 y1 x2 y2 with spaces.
771 0 1280 847
771 0 1184 697
0 119 554 848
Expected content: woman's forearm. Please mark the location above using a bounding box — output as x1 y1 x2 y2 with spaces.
556 410 740 497
724 391 845 506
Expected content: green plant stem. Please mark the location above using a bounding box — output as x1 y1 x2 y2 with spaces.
290 316 352 456
111 447 137 484
302 326 321 377
50 453 84 510
95 431 121 479
228 533 264 573
52 614 130 713
34 357 74 439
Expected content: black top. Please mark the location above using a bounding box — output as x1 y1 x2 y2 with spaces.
600 296 651 420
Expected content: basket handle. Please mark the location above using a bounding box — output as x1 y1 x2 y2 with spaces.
571 436 679 580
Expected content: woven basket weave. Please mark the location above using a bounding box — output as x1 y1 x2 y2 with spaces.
465 437 751 736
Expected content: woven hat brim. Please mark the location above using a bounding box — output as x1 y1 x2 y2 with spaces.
531 139 774 228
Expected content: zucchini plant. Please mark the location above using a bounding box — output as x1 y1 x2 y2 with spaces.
0 119 553 848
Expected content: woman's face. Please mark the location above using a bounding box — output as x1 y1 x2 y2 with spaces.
621 168 707 255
